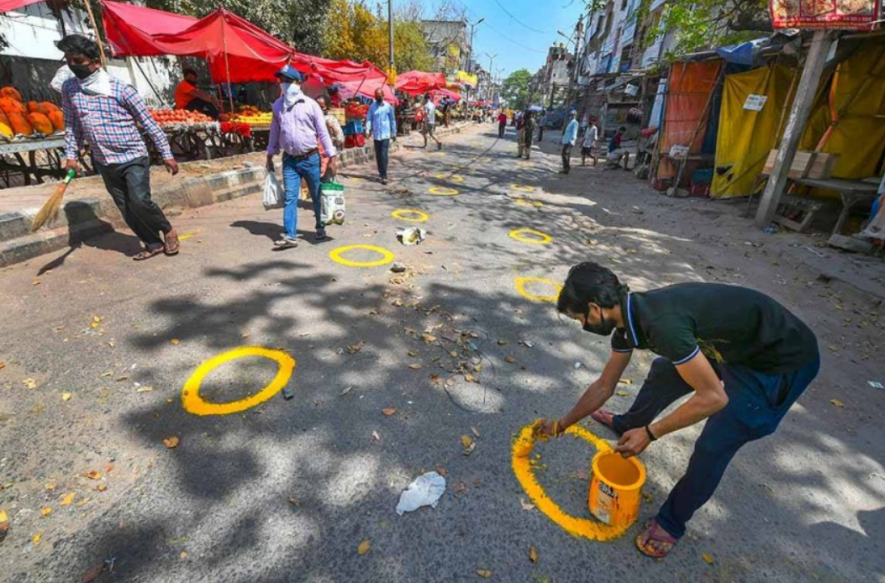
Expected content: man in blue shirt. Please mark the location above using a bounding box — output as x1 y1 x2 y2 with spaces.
366 87 397 184
560 110 579 174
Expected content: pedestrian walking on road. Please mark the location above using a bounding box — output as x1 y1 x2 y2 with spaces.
421 93 442 150
266 65 339 249
537 112 547 142
560 110 579 174
581 118 599 167
497 111 507 138
540 262 820 560
366 87 396 184
58 35 180 261
316 96 344 151
518 111 535 159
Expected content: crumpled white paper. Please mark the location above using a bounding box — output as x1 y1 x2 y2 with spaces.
397 227 426 246
396 471 446 515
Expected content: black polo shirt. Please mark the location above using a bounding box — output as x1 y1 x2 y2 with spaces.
610 283 818 374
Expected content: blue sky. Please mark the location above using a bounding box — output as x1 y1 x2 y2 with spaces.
449 0 586 81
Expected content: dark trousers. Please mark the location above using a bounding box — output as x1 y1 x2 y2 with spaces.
498 122 506 138
374 138 390 180
538 127 544 141
561 145 572 173
612 355 820 539
185 97 219 119
97 156 171 251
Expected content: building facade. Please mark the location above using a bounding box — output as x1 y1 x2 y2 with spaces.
421 20 469 76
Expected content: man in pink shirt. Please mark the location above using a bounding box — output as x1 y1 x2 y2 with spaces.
266 66 339 248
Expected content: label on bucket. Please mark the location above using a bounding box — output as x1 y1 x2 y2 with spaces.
593 482 616 525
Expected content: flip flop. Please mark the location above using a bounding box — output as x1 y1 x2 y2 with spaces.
635 518 678 559
590 409 616 428
164 231 180 256
133 247 164 261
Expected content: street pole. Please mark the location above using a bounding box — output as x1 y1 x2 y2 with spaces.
466 18 484 104
387 0 395 85
486 52 497 103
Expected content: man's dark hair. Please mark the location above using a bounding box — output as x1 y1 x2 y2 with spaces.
56 35 100 61
183 68 198 77
424 93 431 101
557 262 629 314
619 126 626 132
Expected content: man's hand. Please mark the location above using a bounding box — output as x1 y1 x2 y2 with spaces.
614 427 651 458
536 418 565 439
164 158 179 176
266 156 275 173
64 159 79 176
328 156 339 177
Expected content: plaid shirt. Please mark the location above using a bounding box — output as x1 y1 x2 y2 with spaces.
62 77 172 165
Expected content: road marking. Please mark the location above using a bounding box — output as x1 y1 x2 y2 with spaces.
509 228 553 245
329 244 395 267
511 184 535 192
514 198 543 208
434 173 464 183
182 347 296 416
428 186 460 196
391 209 430 223
512 422 628 541
179 232 199 241
514 277 562 303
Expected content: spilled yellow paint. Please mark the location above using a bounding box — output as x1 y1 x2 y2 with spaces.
511 183 535 192
178 232 200 241
511 421 628 541
391 209 430 223
514 276 562 303
514 198 543 208
509 228 553 245
182 347 295 416
329 244 395 267
428 186 460 196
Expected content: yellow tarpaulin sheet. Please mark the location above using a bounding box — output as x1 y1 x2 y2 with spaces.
799 40 885 190
712 64 797 198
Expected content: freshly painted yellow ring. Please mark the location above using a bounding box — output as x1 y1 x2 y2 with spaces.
515 276 562 303
515 198 543 208
511 183 535 192
428 186 460 196
391 209 430 223
509 228 553 245
435 173 464 183
512 421 628 541
182 347 296 416
329 244 395 267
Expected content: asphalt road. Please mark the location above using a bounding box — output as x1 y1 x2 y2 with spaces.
1 125 883 583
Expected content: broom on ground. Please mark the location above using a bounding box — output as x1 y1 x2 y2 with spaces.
31 169 76 232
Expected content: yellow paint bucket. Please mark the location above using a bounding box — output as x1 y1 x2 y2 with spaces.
588 451 646 528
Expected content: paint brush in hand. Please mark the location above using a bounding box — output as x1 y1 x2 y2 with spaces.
31 169 75 232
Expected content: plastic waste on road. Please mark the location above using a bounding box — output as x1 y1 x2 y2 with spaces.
397 227 426 246
396 471 446 516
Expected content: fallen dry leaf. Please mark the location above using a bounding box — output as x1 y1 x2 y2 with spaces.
45 483 56 491
346 342 365 354
288 496 299 506
461 435 474 448
463 442 476 456
409 363 423 370
497 340 508 346
32 279 40 286
473 364 483 373
830 399 845 408
616 390 629 397
407 351 418 357
476 569 492 578
702 552 714 565
357 539 371 555
504 355 516 364
170 339 180 346
136 386 154 393
40 507 52 517
520 498 535 511
642 492 653 504
180 552 188 559
23 378 37 389
62 392 72 401
529 544 539 563
80 562 104 583
471 426 481 438
421 333 437 343
85 471 102 480
0 362 5 370
60 493 75 506
382 408 397 416
453 481 467 496
96 484 107 492
163 436 180 449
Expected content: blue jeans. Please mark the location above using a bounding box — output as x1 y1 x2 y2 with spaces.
374 139 390 179
282 152 322 237
612 355 820 539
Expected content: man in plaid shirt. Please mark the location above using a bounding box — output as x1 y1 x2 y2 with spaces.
59 35 181 261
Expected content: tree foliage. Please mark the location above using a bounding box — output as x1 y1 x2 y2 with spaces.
501 68 532 110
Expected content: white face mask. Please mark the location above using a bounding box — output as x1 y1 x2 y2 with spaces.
281 82 302 108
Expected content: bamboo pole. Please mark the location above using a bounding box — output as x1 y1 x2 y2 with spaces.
81 0 108 69
219 9 236 114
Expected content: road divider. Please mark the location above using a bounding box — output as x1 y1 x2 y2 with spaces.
182 347 296 416
329 244 395 267
514 276 562 302
509 228 553 245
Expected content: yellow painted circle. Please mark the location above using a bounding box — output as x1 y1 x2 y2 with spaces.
511 183 535 192
428 186 460 196
515 276 562 303
391 209 430 223
182 347 296 416
509 228 553 245
329 244 395 267
512 422 628 541
515 198 543 208
435 173 464 183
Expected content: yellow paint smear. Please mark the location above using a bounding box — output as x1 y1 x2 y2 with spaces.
511 421 628 541
182 347 295 416
511 183 535 192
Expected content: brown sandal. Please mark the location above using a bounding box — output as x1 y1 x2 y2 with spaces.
133 248 164 261
635 518 678 559
164 230 180 256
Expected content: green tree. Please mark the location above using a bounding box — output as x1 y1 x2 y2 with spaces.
501 69 532 110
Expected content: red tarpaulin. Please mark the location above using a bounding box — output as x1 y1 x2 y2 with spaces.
290 55 396 104
395 71 446 96
432 88 461 105
102 0 295 83
0 0 42 12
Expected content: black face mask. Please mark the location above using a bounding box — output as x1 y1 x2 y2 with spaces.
69 63 95 80
582 308 616 336
375 96 383 103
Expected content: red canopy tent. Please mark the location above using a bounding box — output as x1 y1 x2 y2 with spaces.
290 54 395 104
432 88 461 106
0 0 43 12
102 0 295 83
395 71 446 96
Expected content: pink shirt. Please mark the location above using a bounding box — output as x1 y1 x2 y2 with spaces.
266 95 337 158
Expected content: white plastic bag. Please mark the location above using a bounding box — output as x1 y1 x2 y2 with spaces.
263 171 283 210
320 180 346 226
396 471 446 516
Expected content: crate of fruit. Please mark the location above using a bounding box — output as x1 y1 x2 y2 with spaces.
329 107 346 125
